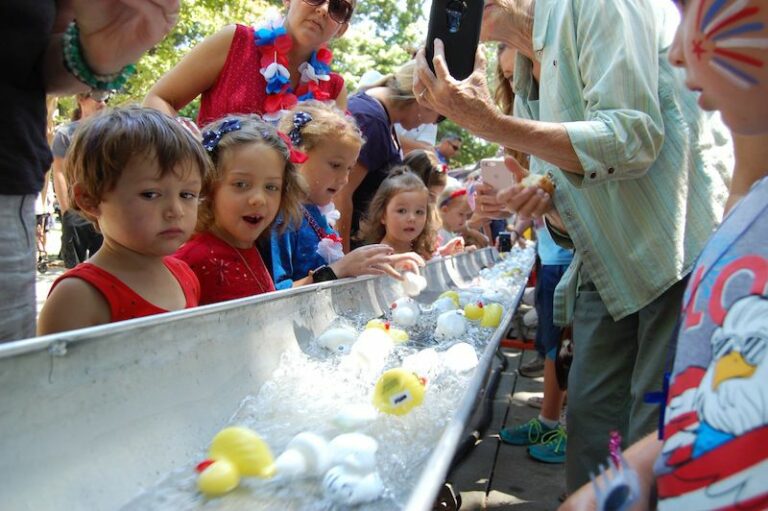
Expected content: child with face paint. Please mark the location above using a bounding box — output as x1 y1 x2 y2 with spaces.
145 0 355 127
561 1 768 510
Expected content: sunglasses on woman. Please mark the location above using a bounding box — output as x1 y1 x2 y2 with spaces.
302 0 354 24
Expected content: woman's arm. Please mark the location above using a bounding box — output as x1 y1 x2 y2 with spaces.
335 85 349 111
144 25 236 116
46 0 179 94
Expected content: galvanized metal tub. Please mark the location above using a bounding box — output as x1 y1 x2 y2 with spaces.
0 247 532 511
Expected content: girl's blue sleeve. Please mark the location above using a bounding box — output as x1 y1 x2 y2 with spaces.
271 226 296 290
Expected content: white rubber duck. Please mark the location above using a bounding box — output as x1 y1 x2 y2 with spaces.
273 432 332 478
329 433 379 472
316 326 358 355
432 296 458 314
323 465 385 506
390 297 421 328
435 310 467 341
402 348 440 378
401 271 427 297
332 404 379 431
443 342 479 373
347 328 394 374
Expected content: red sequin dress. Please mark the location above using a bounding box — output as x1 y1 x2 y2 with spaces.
197 24 345 127
49 257 200 322
174 231 276 305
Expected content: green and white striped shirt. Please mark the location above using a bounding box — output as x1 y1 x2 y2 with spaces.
513 0 732 322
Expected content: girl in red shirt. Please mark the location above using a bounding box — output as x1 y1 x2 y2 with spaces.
175 115 305 305
38 107 213 335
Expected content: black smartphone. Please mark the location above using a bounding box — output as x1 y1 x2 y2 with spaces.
425 0 484 81
498 232 512 252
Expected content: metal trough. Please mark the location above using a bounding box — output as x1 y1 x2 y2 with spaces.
0 247 533 511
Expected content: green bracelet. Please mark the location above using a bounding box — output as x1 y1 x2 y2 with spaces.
62 21 136 91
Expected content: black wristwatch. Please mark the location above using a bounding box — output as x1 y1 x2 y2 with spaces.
311 265 337 283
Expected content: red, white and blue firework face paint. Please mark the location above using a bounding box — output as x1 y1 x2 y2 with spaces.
696 0 766 88
671 0 768 134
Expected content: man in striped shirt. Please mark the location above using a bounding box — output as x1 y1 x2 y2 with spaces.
415 0 732 492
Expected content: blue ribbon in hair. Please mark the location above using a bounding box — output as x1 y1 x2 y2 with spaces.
288 111 313 147
202 119 242 151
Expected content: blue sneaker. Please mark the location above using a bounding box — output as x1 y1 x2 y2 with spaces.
527 426 567 463
499 418 556 446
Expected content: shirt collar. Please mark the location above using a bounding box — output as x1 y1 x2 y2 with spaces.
532 0 555 55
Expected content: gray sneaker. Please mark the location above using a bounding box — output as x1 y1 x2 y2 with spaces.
519 355 545 378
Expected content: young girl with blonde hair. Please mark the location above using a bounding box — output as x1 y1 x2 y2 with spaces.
272 101 423 287
38 107 212 335
360 169 437 261
175 115 305 304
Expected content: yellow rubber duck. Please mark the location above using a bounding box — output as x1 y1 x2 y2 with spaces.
480 303 504 328
372 368 426 416
365 319 409 343
196 426 276 497
464 301 485 321
366 318 387 330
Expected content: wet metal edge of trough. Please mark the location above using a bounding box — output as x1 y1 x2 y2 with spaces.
0 247 531 511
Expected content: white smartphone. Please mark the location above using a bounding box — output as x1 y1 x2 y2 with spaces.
480 158 515 190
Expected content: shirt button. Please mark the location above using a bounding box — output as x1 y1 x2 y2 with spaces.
608 167 615 174
590 172 597 179
553 59 557 67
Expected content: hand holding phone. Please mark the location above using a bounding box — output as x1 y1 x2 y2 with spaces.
426 0 484 81
480 158 516 190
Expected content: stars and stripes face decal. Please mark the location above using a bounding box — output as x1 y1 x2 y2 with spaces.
694 0 766 88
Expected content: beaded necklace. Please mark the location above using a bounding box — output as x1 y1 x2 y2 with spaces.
303 206 344 264
254 18 334 122
210 227 272 295
229 243 272 295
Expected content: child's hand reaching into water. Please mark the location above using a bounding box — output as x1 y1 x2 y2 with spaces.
389 252 425 275
330 245 424 280
438 237 466 256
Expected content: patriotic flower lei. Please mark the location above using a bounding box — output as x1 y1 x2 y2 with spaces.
254 18 334 122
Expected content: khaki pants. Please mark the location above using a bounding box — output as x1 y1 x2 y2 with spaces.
565 275 686 492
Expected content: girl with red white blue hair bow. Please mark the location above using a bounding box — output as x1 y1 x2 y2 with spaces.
145 0 354 128
270 101 425 289
174 114 307 305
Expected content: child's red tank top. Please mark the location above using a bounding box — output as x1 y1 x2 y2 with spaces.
49 257 200 322
197 24 345 127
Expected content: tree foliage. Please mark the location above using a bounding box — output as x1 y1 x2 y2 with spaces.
52 0 499 166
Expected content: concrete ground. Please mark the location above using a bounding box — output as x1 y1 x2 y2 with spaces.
34 217 67 316
450 349 566 510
